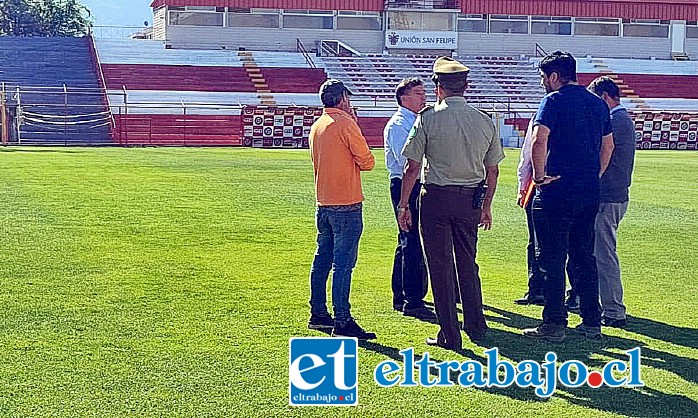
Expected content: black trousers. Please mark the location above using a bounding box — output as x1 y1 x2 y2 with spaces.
525 199 545 296
532 184 602 327
420 185 487 348
390 178 428 308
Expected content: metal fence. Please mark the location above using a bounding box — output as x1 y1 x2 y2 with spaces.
1 84 114 145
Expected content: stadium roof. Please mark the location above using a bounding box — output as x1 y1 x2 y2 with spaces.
150 0 698 20
464 0 698 21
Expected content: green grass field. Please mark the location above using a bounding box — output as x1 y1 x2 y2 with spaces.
0 147 696 417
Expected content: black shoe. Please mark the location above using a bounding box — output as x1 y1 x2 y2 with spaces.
514 292 545 306
403 305 437 321
572 323 603 339
601 316 627 328
332 319 376 340
523 323 566 342
308 314 334 330
466 327 489 343
393 299 404 312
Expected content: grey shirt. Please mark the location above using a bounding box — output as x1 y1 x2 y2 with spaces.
601 106 635 202
402 96 505 186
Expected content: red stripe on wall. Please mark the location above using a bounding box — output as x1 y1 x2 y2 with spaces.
151 0 696 19
150 0 383 12
114 114 243 146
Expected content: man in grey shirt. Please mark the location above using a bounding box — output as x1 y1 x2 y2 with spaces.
588 76 636 328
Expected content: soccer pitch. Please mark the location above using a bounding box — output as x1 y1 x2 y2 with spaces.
0 147 696 417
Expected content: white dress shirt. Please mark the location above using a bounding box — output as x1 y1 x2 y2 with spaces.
516 117 535 192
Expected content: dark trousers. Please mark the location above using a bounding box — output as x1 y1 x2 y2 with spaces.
532 186 602 327
525 199 545 296
420 185 487 347
390 178 428 308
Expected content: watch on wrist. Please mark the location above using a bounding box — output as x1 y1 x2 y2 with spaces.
397 206 408 212
533 177 545 185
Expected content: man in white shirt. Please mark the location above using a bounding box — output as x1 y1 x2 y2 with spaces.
384 78 434 320
516 119 581 310
514 117 546 306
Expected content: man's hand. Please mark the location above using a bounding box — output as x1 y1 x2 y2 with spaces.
479 207 493 230
534 175 561 188
350 108 358 123
346 107 358 123
516 190 526 208
398 208 412 231
339 101 358 123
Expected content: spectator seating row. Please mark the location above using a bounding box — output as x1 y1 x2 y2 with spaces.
318 54 544 107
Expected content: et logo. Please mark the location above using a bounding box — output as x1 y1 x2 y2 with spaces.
289 338 358 406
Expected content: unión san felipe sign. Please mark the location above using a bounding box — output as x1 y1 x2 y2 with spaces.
385 31 458 49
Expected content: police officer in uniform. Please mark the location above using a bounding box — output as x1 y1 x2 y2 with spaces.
398 57 505 350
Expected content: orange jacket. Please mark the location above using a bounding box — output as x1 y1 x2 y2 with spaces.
309 108 375 206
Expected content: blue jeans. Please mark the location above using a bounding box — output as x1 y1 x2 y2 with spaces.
309 205 363 324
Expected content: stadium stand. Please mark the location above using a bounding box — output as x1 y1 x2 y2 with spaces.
97 38 326 99
2 0 697 149
318 54 544 108
0 37 112 145
96 38 329 145
102 64 256 92
95 37 698 148
574 57 698 112
2 17 697 148
261 68 328 94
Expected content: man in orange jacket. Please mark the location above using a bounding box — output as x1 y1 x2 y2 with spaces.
307 79 377 340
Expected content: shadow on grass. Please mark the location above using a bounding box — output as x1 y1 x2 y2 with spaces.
485 306 698 385
594 346 698 385
482 306 698 417
358 305 698 417
558 386 698 418
483 304 698 350
625 315 698 350
358 340 546 402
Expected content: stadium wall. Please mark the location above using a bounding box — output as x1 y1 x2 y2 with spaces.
165 26 384 52
457 34 673 59
162 25 676 59
153 7 167 40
